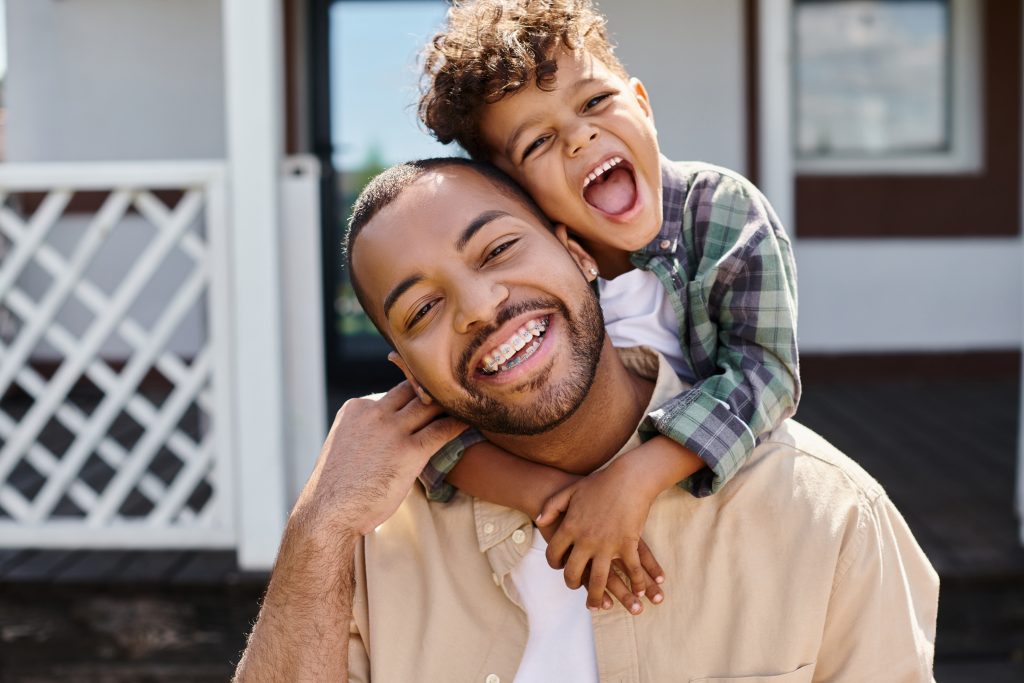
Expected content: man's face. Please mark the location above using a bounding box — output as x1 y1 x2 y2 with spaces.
478 50 663 254
353 166 606 435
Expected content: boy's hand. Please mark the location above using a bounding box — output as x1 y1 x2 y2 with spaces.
536 454 665 613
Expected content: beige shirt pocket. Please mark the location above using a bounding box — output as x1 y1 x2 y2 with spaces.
690 662 815 683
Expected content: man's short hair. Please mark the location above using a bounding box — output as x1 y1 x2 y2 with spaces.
343 157 550 337
418 0 628 160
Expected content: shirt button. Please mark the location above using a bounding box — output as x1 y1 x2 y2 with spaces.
659 239 671 250
512 529 527 544
483 522 496 535
486 675 500 683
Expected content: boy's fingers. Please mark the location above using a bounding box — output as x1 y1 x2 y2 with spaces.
562 549 589 590
585 557 612 609
545 531 572 570
536 488 572 527
605 573 642 615
638 538 666 585
619 547 647 598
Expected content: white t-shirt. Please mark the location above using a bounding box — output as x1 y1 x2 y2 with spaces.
598 268 693 381
509 530 599 683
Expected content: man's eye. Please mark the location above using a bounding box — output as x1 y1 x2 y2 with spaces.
584 93 611 110
484 239 519 263
522 136 549 161
409 300 436 327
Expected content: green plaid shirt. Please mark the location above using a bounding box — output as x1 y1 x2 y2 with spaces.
421 158 800 500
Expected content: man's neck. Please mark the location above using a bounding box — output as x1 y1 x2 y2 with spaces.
482 340 655 474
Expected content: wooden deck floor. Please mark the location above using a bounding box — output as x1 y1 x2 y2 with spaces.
0 377 1022 680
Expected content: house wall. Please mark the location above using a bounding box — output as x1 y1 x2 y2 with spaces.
3 0 226 359
5 0 225 162
603 0 748 175
607 0 1021 356
3 0 1019 358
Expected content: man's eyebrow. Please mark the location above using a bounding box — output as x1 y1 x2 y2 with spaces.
455 210 511 252
382 273 424 321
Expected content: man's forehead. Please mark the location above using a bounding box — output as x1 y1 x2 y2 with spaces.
363 166 538 243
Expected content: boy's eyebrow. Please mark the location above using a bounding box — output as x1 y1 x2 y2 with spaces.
503 77 604 158
383 273 424 321
506 115 544 159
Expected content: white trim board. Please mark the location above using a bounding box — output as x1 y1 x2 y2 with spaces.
796 238 1022 352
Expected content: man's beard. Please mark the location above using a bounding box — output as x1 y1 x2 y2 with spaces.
437 289 605 436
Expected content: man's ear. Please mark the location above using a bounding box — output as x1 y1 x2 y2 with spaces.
555 225 599 283
630 77 655 126
387 351 434 405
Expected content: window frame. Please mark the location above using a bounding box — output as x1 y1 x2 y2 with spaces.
793 0 983 176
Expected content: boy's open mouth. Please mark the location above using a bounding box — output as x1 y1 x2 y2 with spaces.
479 316 550 375
582 156 638 216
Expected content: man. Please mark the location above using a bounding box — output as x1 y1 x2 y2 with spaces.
234 158 939 682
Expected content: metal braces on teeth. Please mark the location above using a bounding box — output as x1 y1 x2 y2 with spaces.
481 318 548 374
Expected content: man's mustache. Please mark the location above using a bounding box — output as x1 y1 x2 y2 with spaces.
457 297 563 385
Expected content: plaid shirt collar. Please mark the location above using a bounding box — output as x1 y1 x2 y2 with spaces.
631 155 688 263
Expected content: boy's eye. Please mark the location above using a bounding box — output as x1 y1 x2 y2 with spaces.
584 93 611 110
484 239 519 263
522 136 549 161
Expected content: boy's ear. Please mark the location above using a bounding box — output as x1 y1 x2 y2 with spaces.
387 351 434 405
630 77 655 125
554 225 599 282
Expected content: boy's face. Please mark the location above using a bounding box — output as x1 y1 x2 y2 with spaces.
478 50 663 255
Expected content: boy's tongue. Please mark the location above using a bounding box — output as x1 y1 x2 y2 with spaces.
583 167 636 215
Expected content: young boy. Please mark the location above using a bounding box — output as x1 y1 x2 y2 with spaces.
414 0 799 613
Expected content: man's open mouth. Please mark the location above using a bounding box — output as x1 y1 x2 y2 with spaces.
582 156 638 216
479 315 550 375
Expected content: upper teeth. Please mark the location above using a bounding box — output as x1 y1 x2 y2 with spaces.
583 156 623 188
481 317 548 374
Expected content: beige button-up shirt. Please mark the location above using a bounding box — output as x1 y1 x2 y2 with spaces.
348 348 939 682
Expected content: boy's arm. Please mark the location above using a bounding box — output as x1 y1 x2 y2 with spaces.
449 440 667 611
446 439 578 518
636 173 800 496
537 434 700 610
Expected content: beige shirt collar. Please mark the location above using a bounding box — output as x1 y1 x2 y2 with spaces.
471 347 683 572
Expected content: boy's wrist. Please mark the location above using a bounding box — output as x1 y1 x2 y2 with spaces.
618 435 705 500
524 469 581 519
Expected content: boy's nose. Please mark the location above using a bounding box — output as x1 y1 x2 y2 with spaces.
568 129 599 157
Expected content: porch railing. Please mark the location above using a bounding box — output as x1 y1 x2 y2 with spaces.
0 162 236 549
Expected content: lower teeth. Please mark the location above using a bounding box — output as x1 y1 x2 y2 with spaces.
500 339 540 371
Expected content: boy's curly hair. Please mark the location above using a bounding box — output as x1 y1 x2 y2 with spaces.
418 0 627 160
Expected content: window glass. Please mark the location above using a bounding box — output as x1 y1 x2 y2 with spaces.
330 0 451 365
795 0 950 160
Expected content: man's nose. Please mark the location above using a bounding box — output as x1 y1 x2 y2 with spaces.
567 125 599 158
452 278 509 334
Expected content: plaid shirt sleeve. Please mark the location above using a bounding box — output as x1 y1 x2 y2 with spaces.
636 167 800 497
418 428 487 502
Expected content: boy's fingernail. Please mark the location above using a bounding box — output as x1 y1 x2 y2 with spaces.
636 590 645 597
656 575 665 584
653 593 664 604
630 602 641 614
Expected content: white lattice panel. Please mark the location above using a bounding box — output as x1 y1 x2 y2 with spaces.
0 163 235 548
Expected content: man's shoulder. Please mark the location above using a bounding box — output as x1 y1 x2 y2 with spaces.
753 419 887 510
